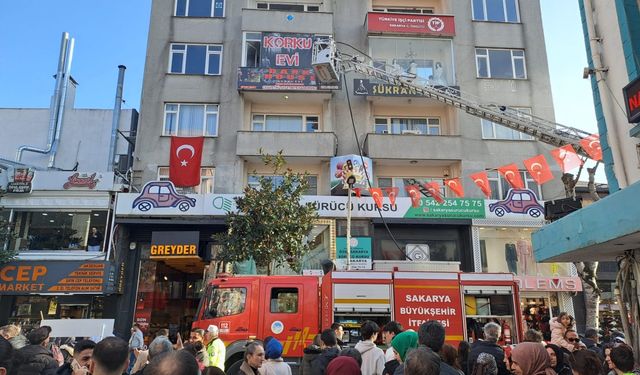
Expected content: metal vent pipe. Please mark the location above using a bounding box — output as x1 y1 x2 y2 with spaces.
108 65 126 171
48 36 74 168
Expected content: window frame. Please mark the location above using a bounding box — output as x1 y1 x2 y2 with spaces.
372 7 434 14
377 177 446 198
471 0 521 23
169 43 223 75
256 2 320 12
475 48 527 79
163 103 219 137
157 167 215 194
251 114 320 132
242 32 263 68
486 170 542 200
481 107 534 140
174 0 226 17
374 117 441 135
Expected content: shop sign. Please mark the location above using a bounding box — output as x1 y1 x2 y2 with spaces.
623 75 640 123
238 67 340 91
26 171 115 191
367 12 456 37
514 276 583 292
330 155 373 196
7 168 34 194
335 237 372 270
0 261 115 294
353 79 460 97
404 198 485 219
393 275 464 344
150 231 200 259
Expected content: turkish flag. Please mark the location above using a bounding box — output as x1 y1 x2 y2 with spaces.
580 134 603 161
424 182 445 204
384 187 399 206
551 144 583 172
405 185 422 208
470 171 492 198
170 136 204 187
498 164 525 190
524 154 554 185
444 178 465 198
353 188 362 198
369 188 384 209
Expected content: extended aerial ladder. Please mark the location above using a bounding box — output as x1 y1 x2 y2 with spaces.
311 38 594 158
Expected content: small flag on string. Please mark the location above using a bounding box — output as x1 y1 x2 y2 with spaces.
579 134 603 161
470 171 492 198
405 185 422 208
353 188 362 198
523 154 554 185
424 182 445 204
551 144 583 172
497 163 525 190
444 178 465 198
384 187 399 206
369 188 383 209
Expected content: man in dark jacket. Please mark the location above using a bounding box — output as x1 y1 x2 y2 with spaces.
418 321 457 375
56 340 95 375
13 327 60 375
582 328 604 360
468 323 509 375
301 334 323 375
311 329 340 375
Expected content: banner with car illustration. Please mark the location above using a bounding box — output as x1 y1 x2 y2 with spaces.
115 182 544 223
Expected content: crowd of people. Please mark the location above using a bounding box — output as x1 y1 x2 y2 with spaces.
0 313 637 375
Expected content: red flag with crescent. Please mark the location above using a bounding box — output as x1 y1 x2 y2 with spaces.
353 188 362 198
523 154 554 185
384 187 399 206
497 164 525 190
170 136 204 187
551 144 583 172
579 134 603 161
470 171 492 198
369 188 384 209
444 178 465 198
404 185 422 208
424 182 445 204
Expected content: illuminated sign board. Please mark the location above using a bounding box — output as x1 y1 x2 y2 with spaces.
150 231 200 259
623 75 640 123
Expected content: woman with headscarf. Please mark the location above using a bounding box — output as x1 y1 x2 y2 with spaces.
510 342 556 375
390 330 419 375
545 344 572 375
259 338 291 375
326 356 361 375
471 353 498 375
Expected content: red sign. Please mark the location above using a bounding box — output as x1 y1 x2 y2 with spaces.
63 173 99 189
623 75 640 123
393 275 464 344
367 12 455 36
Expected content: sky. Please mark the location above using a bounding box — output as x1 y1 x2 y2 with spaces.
0 1 606 182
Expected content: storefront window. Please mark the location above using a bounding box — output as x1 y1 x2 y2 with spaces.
12 210 107 251
479 227 570 276
8 295 107 332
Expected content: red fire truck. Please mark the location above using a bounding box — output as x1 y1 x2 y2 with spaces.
193 270 522 372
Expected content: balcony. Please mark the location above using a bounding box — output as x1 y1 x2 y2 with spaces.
363 133 462 160
242 8 333 35
236 131 337 159
366 12 455 37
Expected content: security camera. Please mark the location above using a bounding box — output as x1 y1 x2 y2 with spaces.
583 67 593 79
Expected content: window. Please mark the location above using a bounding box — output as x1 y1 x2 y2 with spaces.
251 114 319 132
158 167 214 194
487 171 542 200
475 48 526 79
243 32 262 68
248 174 318 195
163 103 218 136
472 0 520 22
169 44 222 75
372 7 434 14
175 0 225 17
201 287 247 318
270 288 299 313
375 117 441 135
256 3 320 11
482 108 534 140
378 177 446 197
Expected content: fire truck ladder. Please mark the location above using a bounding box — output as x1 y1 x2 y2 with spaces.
312 39 594 158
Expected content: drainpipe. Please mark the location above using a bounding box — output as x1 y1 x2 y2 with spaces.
15 32 69 163
48 37 75 168
108 65 126 171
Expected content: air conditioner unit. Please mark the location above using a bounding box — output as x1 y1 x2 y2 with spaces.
402 130 421 135
405 244 430 261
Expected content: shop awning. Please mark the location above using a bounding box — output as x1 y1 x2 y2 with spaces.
532 180 640 263
0 192 110 209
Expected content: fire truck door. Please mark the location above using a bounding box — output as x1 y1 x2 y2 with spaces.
259 281 312 358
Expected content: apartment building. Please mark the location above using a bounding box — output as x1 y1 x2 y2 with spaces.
116 0 579 340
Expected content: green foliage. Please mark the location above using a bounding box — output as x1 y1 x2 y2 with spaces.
216 151 318 274
0 212 18 264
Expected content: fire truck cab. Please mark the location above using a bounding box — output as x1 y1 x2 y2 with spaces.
193 270 522 373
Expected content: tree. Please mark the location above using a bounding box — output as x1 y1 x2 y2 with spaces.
216 151 319 274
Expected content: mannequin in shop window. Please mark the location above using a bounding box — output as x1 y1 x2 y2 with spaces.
504 244 518 274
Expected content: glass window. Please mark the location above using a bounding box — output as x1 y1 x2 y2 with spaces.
169 43 222 75
243 32 262 68
251 114 319 132
11 210 108 251
376 177 446 198
158 167 214 194
163 103 218 136
372 7 434 14
175 0 225 17
481 108 534 140
472 0 520 22
374 117 440 135
248 175 318 195
256 2 320 11
201 287 247 318
475 48 527 79
270 288 298 313
486 171 542 200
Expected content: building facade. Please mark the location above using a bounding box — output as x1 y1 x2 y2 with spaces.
119 0 578 340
